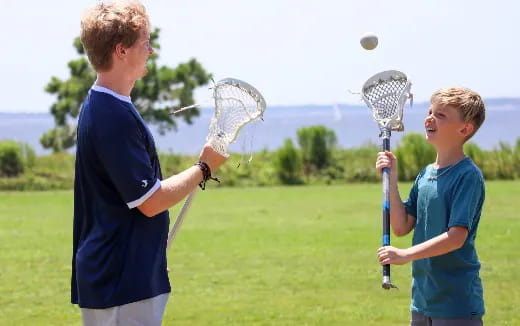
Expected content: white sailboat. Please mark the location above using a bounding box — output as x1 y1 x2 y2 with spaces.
332 103 342 121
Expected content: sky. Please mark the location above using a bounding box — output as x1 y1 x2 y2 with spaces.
0 0 519 113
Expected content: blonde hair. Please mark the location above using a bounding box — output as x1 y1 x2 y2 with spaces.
430 87 486 139
80 1 150 72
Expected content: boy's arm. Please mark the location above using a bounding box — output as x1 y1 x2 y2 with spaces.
376 151 416 236
377 226 468 265
138 145 227 217
137 165 205 217
388 181 416 236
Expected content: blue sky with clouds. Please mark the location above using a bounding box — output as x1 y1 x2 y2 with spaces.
1 0 519 112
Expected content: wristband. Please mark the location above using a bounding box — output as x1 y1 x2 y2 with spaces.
194 161 220 190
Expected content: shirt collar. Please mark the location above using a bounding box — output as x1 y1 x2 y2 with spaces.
91 84 132 104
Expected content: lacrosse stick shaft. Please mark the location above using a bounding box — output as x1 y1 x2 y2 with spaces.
167 187 200 249
381 131 397 290
361 70 410 290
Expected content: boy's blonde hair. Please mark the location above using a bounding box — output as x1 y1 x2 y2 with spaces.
430 87 486 139
80 1 150 72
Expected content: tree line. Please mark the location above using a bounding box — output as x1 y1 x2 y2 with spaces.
1 128 519 191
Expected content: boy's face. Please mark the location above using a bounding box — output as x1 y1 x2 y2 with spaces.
424 104 470 147
125 28 154 80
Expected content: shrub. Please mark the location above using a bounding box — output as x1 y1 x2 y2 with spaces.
335 144 380 182
514 137 520 178
395 133 436 181
465 142 484 167
274 139 303 184
494 142 516 179
0 141 35 177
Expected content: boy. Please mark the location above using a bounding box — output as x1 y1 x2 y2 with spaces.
376 87 486 326
72 1 227 325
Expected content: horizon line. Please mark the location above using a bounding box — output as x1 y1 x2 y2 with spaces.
1 96 519 114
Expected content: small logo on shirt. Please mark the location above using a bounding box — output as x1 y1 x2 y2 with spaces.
141 180 148 188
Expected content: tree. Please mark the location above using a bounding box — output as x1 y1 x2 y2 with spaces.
296 125 337 174
41 28 211 152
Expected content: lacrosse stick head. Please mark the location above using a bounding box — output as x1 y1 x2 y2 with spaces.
361 70 412 132
207 78 266 157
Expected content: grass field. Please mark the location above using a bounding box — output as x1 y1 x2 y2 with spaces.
0 181 519 325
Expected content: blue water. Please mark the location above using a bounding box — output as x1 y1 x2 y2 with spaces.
1 101 519 155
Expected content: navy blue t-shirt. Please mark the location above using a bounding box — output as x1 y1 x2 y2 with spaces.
72 85 170 309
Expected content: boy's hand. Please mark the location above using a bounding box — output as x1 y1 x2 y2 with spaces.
377 246 411 265
375 151 398 183
199 144 228 172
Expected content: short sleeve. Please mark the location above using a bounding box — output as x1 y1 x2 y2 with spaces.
94 105 160 209
403 169 425 218
403 181 418 218
448 171 484 231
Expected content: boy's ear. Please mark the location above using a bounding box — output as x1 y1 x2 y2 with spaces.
114 43 127 58
460 122 475 138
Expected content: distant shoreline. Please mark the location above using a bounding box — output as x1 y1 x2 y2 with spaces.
1 97 519 114
1 100 519 156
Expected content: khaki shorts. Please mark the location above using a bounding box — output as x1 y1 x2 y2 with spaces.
81 293 170 326
411 312 483 326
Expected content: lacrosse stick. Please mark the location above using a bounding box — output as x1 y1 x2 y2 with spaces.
362 70 412 290
166 78 266 249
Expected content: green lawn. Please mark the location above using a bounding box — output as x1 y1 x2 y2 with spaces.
0 181 519 325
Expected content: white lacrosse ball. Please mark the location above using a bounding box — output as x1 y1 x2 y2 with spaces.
360 32 378 50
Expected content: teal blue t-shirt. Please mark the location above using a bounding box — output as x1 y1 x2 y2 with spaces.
404 157 485 318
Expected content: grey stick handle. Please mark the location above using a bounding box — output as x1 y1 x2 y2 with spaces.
381 132 397 290
166 187 200 250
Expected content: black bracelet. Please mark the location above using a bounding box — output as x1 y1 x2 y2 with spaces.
194 161 220 190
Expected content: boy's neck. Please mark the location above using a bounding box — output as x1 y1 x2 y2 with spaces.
95 70 136 97
434 146 466 168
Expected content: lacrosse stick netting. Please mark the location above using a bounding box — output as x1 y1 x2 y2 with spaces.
362 70 412 132
167 78 266 249
362 70 412 290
